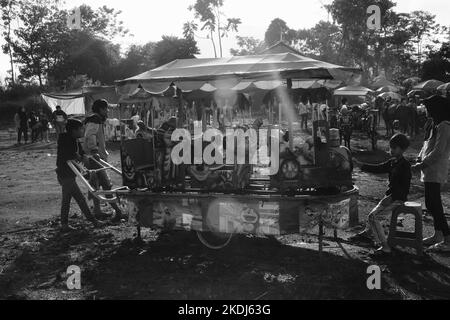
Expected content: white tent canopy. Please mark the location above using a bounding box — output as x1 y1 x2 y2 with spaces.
41 86 119 115
41 93 85 115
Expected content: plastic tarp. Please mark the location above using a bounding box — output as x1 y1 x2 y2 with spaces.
41 93 85 115
42 86 119 115
334 86 373 96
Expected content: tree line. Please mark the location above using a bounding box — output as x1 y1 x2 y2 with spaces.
0 0 200 89
231 0 450 84
1 0 449 92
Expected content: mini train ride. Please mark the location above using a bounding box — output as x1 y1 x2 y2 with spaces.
69 113 359 250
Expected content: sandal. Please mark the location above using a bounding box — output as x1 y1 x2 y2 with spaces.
423 236 444 246
348 233 372 243
427 242 450 253
369 247 392 258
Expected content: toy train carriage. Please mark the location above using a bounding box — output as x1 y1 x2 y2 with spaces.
270 120 353 191
120 121 252 192
120 118 353 193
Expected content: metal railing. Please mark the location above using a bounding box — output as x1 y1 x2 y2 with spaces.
67 156 129 203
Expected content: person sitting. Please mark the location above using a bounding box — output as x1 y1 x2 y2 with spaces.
349 134 411 256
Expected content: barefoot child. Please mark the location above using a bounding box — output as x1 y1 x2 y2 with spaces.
350 134 411 255
56 119 104 232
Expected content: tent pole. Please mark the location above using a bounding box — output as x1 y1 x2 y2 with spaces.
286 79 294 151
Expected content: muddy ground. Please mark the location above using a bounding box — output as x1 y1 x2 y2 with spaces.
0 126 449 300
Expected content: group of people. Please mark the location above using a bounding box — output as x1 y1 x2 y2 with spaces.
14 105 68 145
296 97 329 130
351 95 450 254
56 100 125 232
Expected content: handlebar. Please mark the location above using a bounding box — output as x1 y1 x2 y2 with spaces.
67 156 129 203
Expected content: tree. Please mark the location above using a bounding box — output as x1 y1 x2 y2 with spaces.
8 0 129 87
296 21 342 63
0 0 18 86
421 42 450 82
116 42 157 79
152 36 200 67
77 4 129 39
406 11 442 68
185 0 241 57
264 18 297 47
230 36 266 56
10 0 57 86
51 31 122 85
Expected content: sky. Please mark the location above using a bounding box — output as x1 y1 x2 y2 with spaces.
0 0 449 81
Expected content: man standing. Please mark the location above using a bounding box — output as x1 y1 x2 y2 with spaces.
298 97 309 130
84 99 124 222
407 98 418 137
14 107 28 145
52 105 68 137
382 97 394 138
395 98 410 134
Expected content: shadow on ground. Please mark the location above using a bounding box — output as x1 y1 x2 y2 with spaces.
2 218 449 300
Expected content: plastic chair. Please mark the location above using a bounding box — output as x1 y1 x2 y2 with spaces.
388 202 423 256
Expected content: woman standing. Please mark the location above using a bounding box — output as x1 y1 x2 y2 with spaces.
413 95 450 252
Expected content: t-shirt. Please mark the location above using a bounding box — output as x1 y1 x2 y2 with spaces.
298 103 308 115
53 110 67 123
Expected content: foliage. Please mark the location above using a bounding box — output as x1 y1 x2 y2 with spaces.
185 0 241 57
229 36 266 56
421 42 450 82
264 18 297 47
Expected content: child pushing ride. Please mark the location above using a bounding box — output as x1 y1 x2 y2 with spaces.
56 119 105 232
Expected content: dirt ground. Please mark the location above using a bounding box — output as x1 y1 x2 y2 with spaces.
0 126 450 300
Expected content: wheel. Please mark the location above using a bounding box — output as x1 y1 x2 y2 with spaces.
196 231 233 250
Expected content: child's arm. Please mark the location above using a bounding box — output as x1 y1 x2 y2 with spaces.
360 160 391 174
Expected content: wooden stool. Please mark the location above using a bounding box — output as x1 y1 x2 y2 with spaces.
388 202 423 256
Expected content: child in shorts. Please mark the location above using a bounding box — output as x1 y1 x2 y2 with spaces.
350 134 411 255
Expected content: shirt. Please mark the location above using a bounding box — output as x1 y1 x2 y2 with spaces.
298 103 308 115
84 113 109 160
419 121 450 184
52 110 68 123
361 157 411 201
56 133 85 179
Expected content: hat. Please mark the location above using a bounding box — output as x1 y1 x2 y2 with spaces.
421 95 450 122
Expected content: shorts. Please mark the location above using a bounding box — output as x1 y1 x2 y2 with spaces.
88 158 113 191
370 196 404 220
